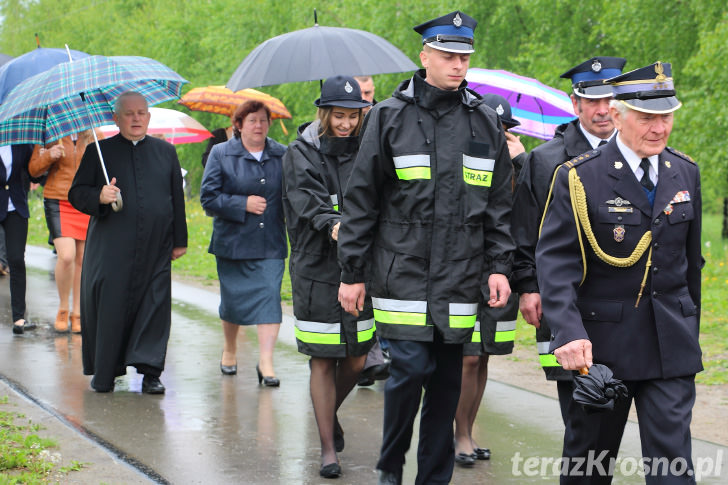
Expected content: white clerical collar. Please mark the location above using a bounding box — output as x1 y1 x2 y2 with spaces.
616 134 658 184
578 123 616 149
131 136 146 146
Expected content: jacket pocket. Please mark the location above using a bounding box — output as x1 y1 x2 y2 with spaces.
597 205 641 225
666 203 694 225
576 299 623 323
678 293 697 317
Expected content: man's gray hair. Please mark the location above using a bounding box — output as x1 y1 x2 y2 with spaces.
353 75 373 83
114 91 148 114
609 99 630 116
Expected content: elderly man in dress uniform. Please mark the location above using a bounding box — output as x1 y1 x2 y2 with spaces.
536 62 702 484
511 55 627 465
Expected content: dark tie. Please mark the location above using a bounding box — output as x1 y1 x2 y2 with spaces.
598 140 607 147
639 158 654 191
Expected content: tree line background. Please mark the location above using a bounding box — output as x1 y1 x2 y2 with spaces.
1 0 726 212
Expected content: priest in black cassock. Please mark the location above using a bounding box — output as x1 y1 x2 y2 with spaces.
69 91 187 394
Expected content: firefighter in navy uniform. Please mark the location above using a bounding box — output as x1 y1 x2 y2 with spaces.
511 57 626 426
337 11 514 485
536 62 702 484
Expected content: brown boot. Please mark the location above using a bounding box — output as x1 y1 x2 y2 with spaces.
70 314 81 333
54 309 69 332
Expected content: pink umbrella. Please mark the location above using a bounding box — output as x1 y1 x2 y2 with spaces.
99 107 212 144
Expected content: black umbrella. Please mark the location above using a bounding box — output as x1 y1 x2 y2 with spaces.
226 15 417 90
573 364 628 413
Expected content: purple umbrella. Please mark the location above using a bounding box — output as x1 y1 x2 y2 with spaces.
466 68 576 140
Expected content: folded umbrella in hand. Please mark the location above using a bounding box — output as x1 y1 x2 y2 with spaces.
572 364 628 413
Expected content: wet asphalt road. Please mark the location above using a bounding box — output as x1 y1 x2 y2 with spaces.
0 246 725 484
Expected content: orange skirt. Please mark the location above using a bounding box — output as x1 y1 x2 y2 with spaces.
44 199 90 241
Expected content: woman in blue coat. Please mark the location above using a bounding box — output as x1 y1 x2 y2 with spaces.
282 76 373 479
200 101 287 385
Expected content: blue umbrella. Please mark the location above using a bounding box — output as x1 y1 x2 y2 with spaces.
0 55 188 211
0 47 89 104
0 53 13 68
0 55 187 145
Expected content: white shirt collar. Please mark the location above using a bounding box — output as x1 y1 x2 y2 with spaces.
616 134 658 185
578 123 616 150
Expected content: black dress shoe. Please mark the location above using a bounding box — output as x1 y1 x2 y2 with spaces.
454 451 475 467
319 462 341 479
220 363 237 375
357 376 375 387
474 447 491 460
256 365 280 387
90 376 114 393
142 375 165 394
334 415 344 452
377 469 401 485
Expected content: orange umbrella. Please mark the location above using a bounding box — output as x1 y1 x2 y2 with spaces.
178 85 291 119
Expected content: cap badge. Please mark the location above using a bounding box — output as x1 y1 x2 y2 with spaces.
496 104 504 115
592 60 602 72
655 62 667 82
453 13 463 27
665 161 671 168
614 161 623 169
344 81 353 93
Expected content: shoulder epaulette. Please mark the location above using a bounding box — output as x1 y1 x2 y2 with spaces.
666 146 695 164
562 149 600 169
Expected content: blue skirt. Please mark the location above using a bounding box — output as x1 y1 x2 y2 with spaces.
216 257 284 325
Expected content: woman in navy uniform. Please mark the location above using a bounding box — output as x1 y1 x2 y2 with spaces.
282 76 373 479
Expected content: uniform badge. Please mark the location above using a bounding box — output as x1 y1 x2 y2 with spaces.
453 13 463 27
655 62 667 82
665 161 671 168
592 60 602 72
344 81 353 93
613 225 625 242
614 161 623 169
664 204 674 215
496 104 504 115
606 197 631 207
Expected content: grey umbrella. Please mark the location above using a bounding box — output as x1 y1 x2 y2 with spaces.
226 23 417 90
0 53 13 68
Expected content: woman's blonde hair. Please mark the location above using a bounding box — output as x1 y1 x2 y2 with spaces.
316 106 363 137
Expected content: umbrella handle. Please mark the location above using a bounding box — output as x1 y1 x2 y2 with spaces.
579 367 589 375
89 128 123 212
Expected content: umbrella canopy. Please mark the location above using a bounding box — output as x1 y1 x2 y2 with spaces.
0 47 89 104
0 53 13 68
179 85 291 119
0 55 187 145
466 68 576 141
98 107 212 144
572 364 628 413
227 25 417 90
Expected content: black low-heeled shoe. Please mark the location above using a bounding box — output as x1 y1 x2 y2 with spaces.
454 452 475 467
256 364 280 387
474 447 491 460
12 319 36 335
319 462 341 479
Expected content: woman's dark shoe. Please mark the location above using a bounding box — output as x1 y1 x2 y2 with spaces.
474 447 491 460
220 353 237 375
319 462 342 479
454 451 476 467
256 364 280 387
334 416 344 452
12 319 36 335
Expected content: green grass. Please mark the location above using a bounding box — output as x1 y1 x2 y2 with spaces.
0 395 87 483
27 196 728 384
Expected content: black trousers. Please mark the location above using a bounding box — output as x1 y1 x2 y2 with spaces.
561 375 696 485
377 334 463 485
2 211 27 322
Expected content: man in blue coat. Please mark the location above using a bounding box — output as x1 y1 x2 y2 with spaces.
536 62 702 483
